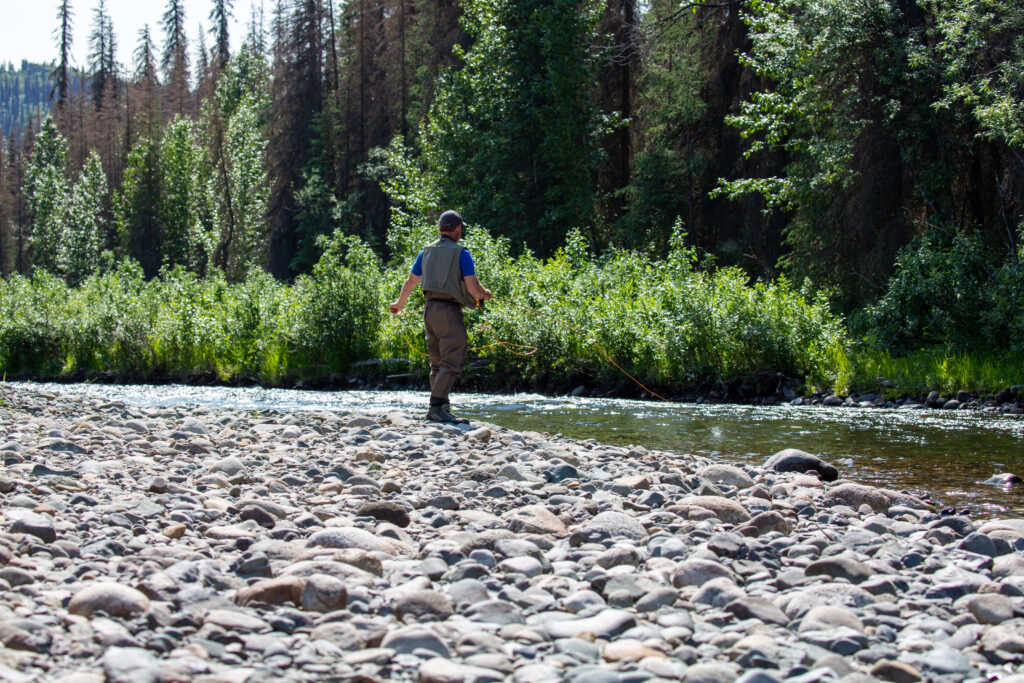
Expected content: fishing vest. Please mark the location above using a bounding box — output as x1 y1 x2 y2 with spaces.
421 236 478 308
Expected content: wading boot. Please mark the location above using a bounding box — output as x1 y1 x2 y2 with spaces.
425 403 469 424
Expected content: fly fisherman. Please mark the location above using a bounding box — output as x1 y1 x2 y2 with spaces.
389 210 493 423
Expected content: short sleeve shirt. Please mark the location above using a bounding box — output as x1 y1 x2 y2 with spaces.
411 248 476 277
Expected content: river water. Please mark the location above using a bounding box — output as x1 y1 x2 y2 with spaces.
13 382 1024 519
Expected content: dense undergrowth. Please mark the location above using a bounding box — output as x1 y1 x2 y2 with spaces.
0 227 853 396
3 221 1021 399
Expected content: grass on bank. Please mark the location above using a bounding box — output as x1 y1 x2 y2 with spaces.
847 347 1024 397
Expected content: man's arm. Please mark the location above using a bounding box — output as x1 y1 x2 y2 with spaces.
389 274 422 314
464 275 493 302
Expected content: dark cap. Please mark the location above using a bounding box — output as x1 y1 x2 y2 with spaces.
439 210 464 231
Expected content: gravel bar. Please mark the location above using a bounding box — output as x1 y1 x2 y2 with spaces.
1 384 1023 683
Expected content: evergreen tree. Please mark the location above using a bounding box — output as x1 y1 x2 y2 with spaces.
247 2 267 56
161 0 191 115
211 0 235 71
131 24 162 141
51 0 74 116
115 137 161 277
416 0 605 255
88 0 117 110
24 116 70 273
0 138 8 275
266 0 325 278
158 116 215 274
61 150 107 285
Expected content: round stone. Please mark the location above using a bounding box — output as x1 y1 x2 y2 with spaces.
697 464 754 489
672 559 734 587
69 582 151 619
356 501 411 527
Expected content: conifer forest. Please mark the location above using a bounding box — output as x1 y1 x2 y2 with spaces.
0 0 1022 397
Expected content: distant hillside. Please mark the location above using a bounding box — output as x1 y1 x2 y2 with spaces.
0 61 56 137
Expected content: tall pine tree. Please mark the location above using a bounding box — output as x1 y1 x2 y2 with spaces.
266 0 325 278
161 0 191 116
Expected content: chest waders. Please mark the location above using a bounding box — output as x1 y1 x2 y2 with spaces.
421 236 474 418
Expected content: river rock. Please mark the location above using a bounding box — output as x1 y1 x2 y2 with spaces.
737 510 791 537
507 505 567 536
780 583 876 618
805 554 875 583
693 577 745 607
300 573 348 612
0 384 1018 683
234 576 304 607
356 501 411 527
602 639 665 662
546 609 636 639
724 597 789 626
68 582 151 618
870 660 923 683
798 605 864 633
569 511 646 545
670 496 751 524
8 511 57 543
956 594 1014 624
309 526 414 555
764 448 839 481
824 483 889 512
381 625 451 656
395 590 455 622
672 559 734 587
696 464 754 489
983 473 1023 487
102 647 160 683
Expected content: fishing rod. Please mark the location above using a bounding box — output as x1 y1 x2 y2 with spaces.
393 296 710 428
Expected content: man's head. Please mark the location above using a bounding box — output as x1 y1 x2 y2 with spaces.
439 210 464 235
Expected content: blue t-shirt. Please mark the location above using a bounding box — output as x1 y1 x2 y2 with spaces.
411 248 476 277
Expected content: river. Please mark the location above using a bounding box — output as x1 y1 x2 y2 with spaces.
12 382 1024 519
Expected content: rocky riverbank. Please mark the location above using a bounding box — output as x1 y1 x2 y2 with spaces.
1 385 1023 683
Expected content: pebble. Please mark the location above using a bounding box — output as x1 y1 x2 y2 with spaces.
0 384 1019 682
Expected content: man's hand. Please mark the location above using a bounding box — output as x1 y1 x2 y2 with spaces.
389 301 404 315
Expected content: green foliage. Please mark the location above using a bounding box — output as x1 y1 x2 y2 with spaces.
860 229 1024 352
933 0 1024 149
159 116 217 274
414 0 606 255
290 232 385 373
214 55 271 280
25 116 70 274
384 225 849 392
850 347 1024 396
115 138 162 278
61 151 108 286
0 224 850 393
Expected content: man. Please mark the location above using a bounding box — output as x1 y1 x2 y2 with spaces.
389 210 493 423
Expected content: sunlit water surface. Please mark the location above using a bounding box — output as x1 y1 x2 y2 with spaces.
13 382 1024 519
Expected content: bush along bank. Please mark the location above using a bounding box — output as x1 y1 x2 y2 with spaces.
0 230 851 397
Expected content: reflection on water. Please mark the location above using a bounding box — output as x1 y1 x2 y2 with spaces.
11 382 1024 519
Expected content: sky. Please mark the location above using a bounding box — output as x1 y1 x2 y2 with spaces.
0 0 261 70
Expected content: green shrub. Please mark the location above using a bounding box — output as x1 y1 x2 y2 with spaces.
861 230 1005 352
287 233 386 374
0 224 852 393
